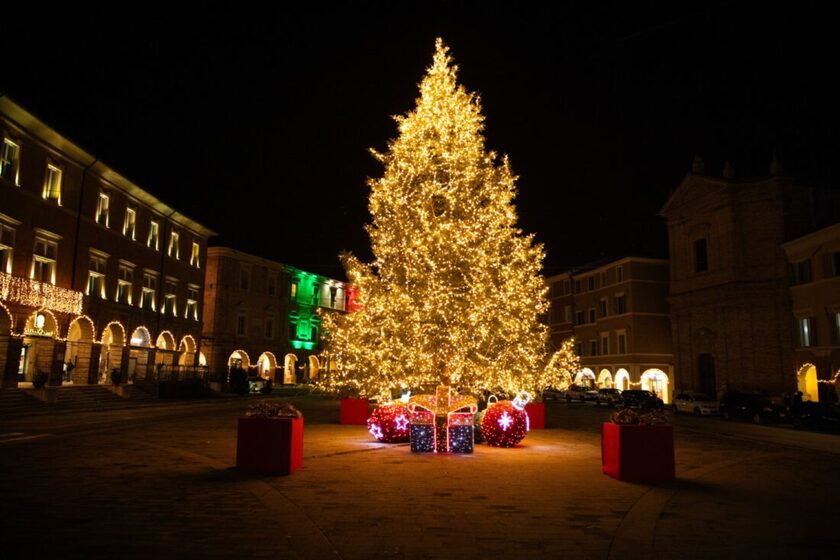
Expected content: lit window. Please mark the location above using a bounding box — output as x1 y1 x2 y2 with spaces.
87 253 107 298
168 231 179 259
32 237 57 284
186 285 199 321
190 241 200 267
290 282 298 299
117 264 134 305
0 222 15 274
162 279 177 316
1 138 21 185
798 317 816 347
123 208 136 239
95 191 110 227
148 221 160 250
43 164 62 204
140 272 157 310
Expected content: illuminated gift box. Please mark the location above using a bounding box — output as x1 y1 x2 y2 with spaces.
236 416 304 476
408 386 478 453
340 398 370 425
601 422 674 482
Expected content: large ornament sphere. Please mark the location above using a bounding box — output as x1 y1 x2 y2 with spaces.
480 400 529 447
367 403 411 443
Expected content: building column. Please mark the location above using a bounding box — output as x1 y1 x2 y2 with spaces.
88 344 102 384
147 348 158 380
120 346 131 378
49 340 67 386
3 336 23 388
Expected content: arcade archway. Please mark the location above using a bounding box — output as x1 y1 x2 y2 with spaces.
574 368 596 388
66 316 95 384
796 363 819 403
615 368 630 391
256 352 277 380
598 368 613 388
641 368 670 404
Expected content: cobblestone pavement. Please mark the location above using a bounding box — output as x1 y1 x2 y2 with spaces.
1 398 839 559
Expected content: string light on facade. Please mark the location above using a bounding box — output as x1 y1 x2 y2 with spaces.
0 272 83 315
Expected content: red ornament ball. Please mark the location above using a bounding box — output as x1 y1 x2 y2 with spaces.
481 400 529 447
367 403 411 443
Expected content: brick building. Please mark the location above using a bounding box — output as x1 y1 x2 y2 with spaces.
1 96 216 388
660 157 840 399
781 222 840 402
201 247 348 384
547 257 675 403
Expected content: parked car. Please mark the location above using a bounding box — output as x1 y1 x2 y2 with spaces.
618 390 664 410
542 387 564 401
674 392 719 416
566 385 593 402
719 391 782 423
790 401 840 432
595 388 622 406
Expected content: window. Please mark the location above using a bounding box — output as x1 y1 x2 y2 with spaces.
123 208 136 239
588 276 595 290
601 335 609 355
563 279 570 295
32 237 57 284
310 325 319 343
265 315 275 339
1 138 21 185
575 342 582 356
148 221 160 250
617 265 624 283
140 272 158 310
240 267 250 290
168 231 180 259
798 317 816 348
43 164 62 204
329 286 338 308
0 221 15 274
601 271 607 286
563 305 572 323
588 308 596 323
117 263 134 305
186 285 199 321
614 294 627 314
574 279 581 293
790 260 812 285
86 253 107 298
162 279 177 316
267 273 277 296
823 252 840 278
575 310 584 325
694 238 709 272
291 282 298 299
590 340 598 356
618 333 627 354
190 241 200 267
237 311 247 336
599 298 608 317
95 191 110 227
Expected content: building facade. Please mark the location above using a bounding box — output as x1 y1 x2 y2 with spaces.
547 257 675 403
201 247 349 384
1 96 216 388
781 222 840 402
660 158 840 400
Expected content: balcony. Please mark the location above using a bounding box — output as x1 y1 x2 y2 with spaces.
0 271 84 315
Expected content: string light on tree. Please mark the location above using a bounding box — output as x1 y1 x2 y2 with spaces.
320 38 561 402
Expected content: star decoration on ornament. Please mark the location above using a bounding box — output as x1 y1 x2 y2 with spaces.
369 423 383 440
395 414 409 431
498 411 513 431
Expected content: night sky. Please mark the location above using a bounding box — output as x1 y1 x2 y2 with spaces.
3 4 838 279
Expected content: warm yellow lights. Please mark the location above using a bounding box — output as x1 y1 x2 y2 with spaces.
320 39 577 401
0 271 84 315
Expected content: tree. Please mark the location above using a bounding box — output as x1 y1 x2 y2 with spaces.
321 39 554 401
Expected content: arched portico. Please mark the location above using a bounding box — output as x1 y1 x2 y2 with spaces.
574 368 596 388
641 368 670 404
66 315 95 384
615 368 630 391
256 352 277 380
796 363 819 403
598 368 612 388
284 353 297 384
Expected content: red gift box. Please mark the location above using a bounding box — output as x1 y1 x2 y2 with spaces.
525 402 545 430
236 416 304 475
340 398 370 425
601 422 675 482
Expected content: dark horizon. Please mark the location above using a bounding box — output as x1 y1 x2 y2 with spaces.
3 4 838 279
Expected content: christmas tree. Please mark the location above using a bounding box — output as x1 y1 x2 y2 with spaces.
322 39 565 401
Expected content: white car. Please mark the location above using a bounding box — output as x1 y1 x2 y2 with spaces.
674 392 719 416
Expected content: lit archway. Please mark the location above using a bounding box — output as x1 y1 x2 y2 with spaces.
228 349 250 371
641 368 670 404
615 368 630 391
796 363 819 402
198 352 207 366
66 315 96 342
574 368 596 388
129 327 151 348
178 335 197 366
99 322 125 383
24 309 58 337
598 368 613 388
100 321 126 346
284 353 297 384
308 355 320 379
66 316 95 384
256 352 277 379
155 330 176 351
21 310 58 382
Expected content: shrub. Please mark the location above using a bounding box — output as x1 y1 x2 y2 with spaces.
32 371 48 389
